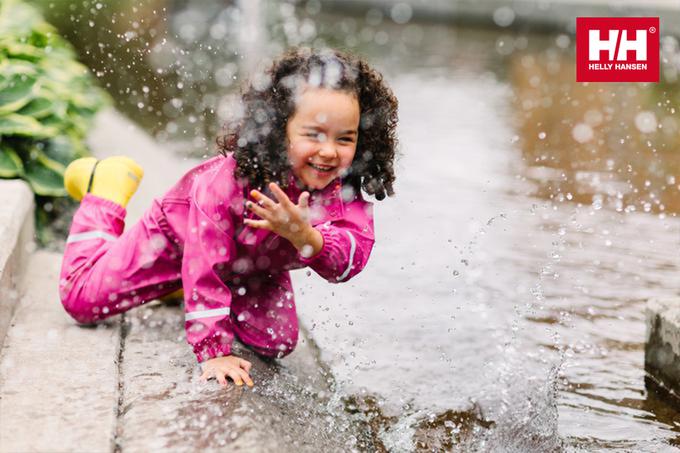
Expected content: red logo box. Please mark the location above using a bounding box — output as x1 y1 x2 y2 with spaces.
576 17 659 82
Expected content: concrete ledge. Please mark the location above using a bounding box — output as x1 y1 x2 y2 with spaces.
0 179 34 350
117 304 358 452
0 251 120 453
645 298 680 403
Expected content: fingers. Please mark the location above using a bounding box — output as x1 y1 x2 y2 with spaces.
226 369 244 386
240 369 254 387
243 218 271 230
246 187 294 229
216 371 228 388
200 358 255 389
298 191 310 209
237 359 254 387
250 189 276 208
199 362 215 382
269 182 293 207
239 358 252 373
245 200 271 219
201 366 228 388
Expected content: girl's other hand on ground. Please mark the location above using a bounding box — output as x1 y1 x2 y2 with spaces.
200 355 254 388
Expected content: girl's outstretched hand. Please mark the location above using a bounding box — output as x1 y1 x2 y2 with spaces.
245 182 323 257
200 354 254 388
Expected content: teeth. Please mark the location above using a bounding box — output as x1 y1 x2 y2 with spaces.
309 163 334 172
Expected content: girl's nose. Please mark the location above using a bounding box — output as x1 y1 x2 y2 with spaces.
318 139 338 159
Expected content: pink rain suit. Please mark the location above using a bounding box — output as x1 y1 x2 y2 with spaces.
59 154 375 362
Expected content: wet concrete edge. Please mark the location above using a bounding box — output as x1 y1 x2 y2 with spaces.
645 299 680 407
0 251 120 453
0 180 34 351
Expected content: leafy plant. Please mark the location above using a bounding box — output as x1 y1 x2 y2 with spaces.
0 0 110 198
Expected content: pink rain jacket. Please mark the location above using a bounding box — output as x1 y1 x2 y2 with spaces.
159 154 374 361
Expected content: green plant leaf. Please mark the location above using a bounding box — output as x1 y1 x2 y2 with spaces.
0 144 24 177
3 41 44 61
40 58 88 83
42 136 84 166
0 113 58 138
0 73 38 114
40 114 73 134
0 59 38 79
23 148 66 196
17 96 52 118
0 0 108 202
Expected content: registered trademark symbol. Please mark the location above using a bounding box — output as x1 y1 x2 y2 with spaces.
649 26 656 33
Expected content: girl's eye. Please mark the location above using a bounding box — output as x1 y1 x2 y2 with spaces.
304 133 352 142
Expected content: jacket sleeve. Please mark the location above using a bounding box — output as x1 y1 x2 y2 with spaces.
298 199 375 283
182 193 236 363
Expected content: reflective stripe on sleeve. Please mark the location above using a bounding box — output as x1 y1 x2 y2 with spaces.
337 230 356 282
66 230 118 244
185 307 230 321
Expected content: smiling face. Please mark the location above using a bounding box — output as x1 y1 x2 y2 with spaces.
286 87 360 190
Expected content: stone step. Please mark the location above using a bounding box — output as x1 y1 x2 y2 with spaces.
117 303 351 452
645 298 680 404
0 180 34 350
0 250 120 453
0 248 360 452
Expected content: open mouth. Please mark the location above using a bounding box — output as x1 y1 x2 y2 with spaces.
308 163 336 173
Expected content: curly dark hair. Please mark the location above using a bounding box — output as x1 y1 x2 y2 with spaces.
216 47 398 200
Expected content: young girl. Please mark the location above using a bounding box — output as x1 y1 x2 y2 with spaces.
59 47 398 389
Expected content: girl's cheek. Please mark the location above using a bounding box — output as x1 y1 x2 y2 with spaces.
341 149 357 166
297 146 317 162
287 142 306 164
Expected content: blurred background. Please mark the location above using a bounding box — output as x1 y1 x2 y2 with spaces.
21 0 680 450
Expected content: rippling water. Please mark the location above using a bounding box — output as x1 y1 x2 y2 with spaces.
36 0 680 450
294 69 680 450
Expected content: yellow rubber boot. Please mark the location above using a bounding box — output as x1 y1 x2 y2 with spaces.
160 288 184 304
64 157 97 201
64 156 144 208
90 156 143 207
